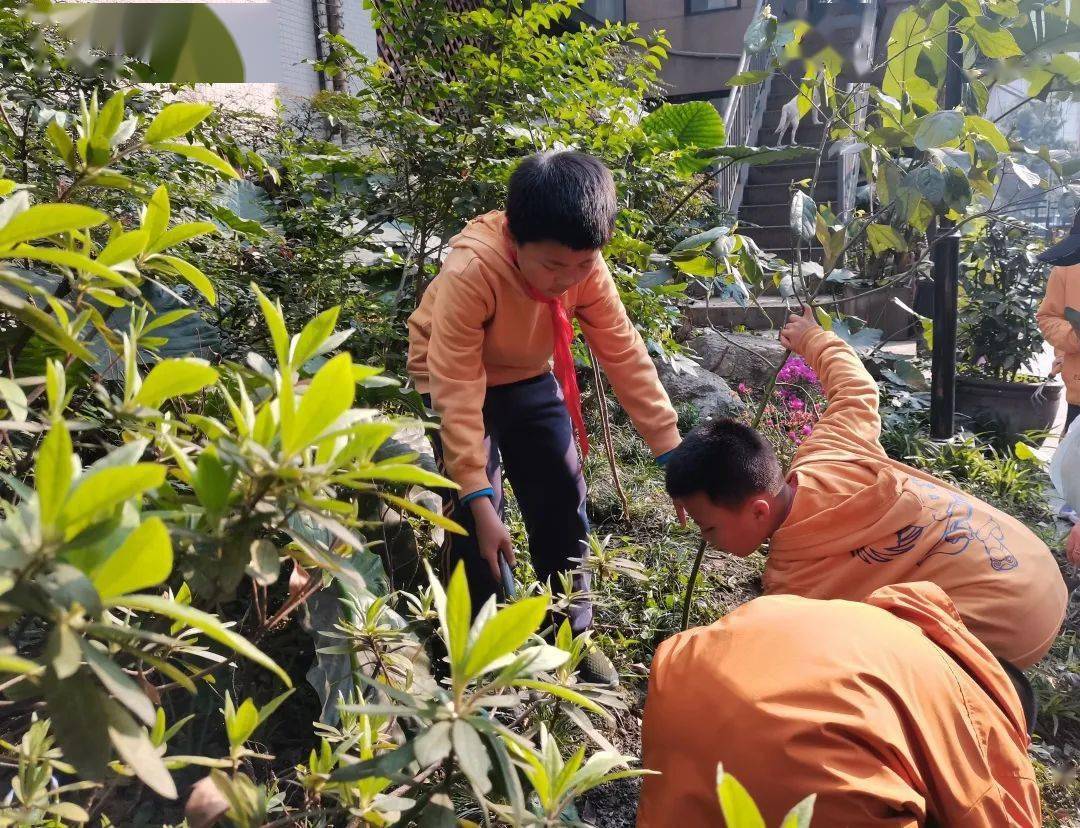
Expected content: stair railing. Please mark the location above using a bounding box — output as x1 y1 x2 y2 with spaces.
718 0 778 215
836 0 879 223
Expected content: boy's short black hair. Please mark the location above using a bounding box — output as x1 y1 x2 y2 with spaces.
506 151 617 250
665 419 784 507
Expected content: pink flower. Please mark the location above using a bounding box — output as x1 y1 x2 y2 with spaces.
738 383 749 394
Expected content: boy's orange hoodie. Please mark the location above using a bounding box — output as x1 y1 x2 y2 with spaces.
1037 263 1080 404
766 327 1067 668
408 211 680 496
638 583 1041 827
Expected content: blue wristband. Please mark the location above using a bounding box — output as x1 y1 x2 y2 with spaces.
655 449 676 467
461 487 495 505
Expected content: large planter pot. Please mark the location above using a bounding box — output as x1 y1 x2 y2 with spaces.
955 375 1063 437
842 282 915 341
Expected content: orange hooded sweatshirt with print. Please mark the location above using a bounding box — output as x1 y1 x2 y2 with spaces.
408 211 680 496
637 583 1041 828
765 327 1067 668
1037 263 1080 404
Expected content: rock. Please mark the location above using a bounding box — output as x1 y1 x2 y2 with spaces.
654 355 744 420
689 329 786 390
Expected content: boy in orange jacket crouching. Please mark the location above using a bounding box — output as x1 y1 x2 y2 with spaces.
638 583 1041 827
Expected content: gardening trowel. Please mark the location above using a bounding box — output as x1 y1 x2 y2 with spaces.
499 551 516 600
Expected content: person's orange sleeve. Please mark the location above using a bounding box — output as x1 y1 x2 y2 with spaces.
791 326 887 458
575 263 681 457
1037 266 1080 355
427 259 495 496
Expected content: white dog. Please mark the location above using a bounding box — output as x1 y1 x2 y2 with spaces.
774 86 822 145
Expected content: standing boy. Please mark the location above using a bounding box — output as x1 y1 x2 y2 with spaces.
408 151 681 684
1037 207 1080 436
664 306 1067 668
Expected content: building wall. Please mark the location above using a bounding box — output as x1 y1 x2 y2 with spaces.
626 0 757 98
276 0 323 102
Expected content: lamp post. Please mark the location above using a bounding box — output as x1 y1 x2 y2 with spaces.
929 17 965 439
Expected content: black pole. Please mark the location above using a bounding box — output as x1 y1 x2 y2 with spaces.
929 17 964 439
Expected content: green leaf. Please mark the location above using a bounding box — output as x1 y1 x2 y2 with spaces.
727 69 770 87
1014 441 1038 461
285 352 354 454
292 306 341 367
47 119 76 167
98 230 149 267
134 358 219 407
61 464 165 538
105 700 177 798
46 623 82 679
150 255 217 305
462 596 548 679
0 204 108 248
193 451 232 515
779 794 816 828
156 142 239 179
912 166 946 205
81 639 156 725
0 651 43 676
4 244 135 289
743 11 777 53
144 102 214 144
36 421 73 529
90 517 173 600
446 561 472 671
352 463 457 489
380 491 467 535
146 221 217 255
92 91 127 149
512 678 607 717
330 740 417 782
226 696 260 747
252 283 290 367
866 224 908 255
641 102 726 149
142 185 170 245
789 191 816 241
415 721 454 766
0 287 93 363
44 673 111 780
453 719 492 795
959 17 1023 58
106 594 291 686
965 115 1009 153
913 110 965 150
696 145 819 166
716 764 766 828
0 377 28 422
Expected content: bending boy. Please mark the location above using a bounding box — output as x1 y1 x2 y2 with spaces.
664 307 1067 667
638 583 1041 827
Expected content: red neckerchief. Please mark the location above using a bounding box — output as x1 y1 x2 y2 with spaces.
506 237 590 458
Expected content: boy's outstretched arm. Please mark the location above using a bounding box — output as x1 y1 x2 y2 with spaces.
575 262 681 458
780 305 887 458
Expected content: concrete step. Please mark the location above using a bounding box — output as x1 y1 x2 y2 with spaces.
740 224 803 249
739 201 837 228
686 297 792 331
747 162 837 185
742 180 838 205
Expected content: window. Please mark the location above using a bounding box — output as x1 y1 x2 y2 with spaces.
687 0 740 12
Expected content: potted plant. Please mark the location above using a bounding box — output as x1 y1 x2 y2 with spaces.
956 220 1062 437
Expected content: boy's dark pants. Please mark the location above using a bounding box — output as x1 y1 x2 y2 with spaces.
425 373 592 633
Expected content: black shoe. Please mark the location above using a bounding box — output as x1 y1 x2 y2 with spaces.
577 648 619 688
